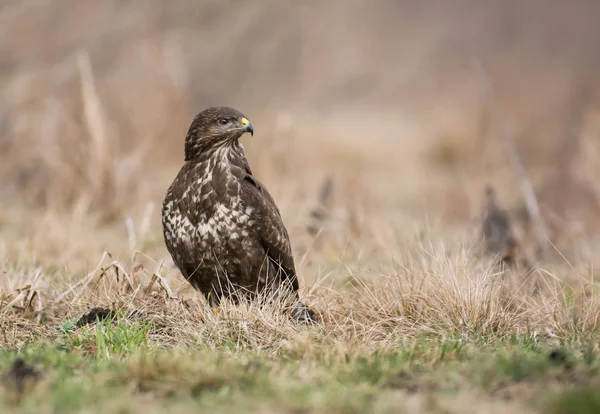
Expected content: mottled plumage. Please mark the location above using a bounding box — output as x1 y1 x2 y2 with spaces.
161 107 314 322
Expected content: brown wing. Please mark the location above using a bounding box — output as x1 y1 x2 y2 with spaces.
239 172 299 292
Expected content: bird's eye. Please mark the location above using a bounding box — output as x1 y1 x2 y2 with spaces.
218 118 229 125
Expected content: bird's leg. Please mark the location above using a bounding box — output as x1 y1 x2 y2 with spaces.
205 288 224 308
290 300 317 324
264 276 316 324
284 288 316 324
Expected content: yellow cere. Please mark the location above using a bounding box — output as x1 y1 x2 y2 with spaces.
241 117 250 126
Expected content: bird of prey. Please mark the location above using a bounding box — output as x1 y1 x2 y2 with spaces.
161 106 315 322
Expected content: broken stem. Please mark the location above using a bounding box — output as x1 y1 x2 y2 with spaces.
473 58 550 259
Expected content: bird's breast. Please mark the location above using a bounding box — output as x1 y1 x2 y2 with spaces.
163 192 257 252
162 161 259 254
194 202 256 247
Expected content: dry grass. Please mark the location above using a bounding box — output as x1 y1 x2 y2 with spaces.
1 230 599 354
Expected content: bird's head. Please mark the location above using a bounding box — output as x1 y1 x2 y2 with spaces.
184 106 254 161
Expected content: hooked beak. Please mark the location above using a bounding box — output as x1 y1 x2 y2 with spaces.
241 117 254 136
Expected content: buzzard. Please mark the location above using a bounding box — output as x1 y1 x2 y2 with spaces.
161 106 315 322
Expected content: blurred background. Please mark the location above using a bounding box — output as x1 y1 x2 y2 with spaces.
1 0 600 271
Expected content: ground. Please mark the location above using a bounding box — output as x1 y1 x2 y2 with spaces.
1 320 599 413
1 230 599 413
2 2 600 413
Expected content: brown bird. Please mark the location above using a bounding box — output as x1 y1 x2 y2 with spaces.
481 185 518 268
161 107 315 322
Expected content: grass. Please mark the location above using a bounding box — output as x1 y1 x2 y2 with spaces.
1 245 599 413
0 322 598 414
0 317 598 412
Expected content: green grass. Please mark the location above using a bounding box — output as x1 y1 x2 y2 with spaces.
1 313 599 413
546 388 600 414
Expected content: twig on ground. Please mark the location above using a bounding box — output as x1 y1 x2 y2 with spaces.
472 58 550 260
52 251 112 305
